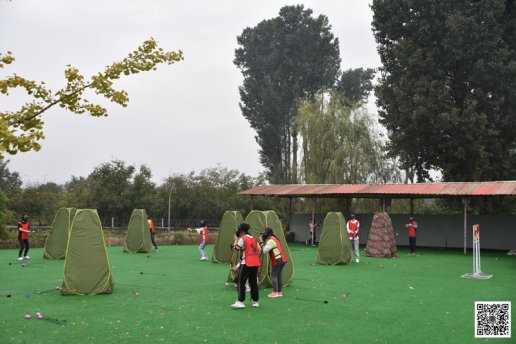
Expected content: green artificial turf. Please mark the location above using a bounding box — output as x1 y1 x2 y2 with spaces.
0 244 514 343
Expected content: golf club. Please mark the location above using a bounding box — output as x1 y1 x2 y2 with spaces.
295 297 328 304
41 315 67 326
35 287 61 295
139 271 166 276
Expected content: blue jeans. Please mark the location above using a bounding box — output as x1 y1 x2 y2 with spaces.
350 238 360 260
198 241 207 258
271 260 285 292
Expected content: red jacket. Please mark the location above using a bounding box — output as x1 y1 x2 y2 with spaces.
268 236 287 266
346 219 360 239
199 225 209 244
18 221 30 240
148 219 155 233
407 221 417 237
241 235 261 267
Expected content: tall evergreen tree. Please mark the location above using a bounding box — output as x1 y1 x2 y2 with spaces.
372 0 516 181
234 5 340 183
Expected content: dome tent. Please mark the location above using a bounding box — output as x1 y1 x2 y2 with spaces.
124 209 153 253
365 212 397 258
244 210 294 288
43 207 77 259
212 210 244 263
317 212 353 265
61 209 114 295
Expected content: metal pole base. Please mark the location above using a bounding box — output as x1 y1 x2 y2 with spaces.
461 272 493 280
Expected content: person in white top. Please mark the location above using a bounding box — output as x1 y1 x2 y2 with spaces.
190 219 209 260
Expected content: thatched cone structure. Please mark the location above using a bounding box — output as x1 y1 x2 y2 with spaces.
365 212 397 258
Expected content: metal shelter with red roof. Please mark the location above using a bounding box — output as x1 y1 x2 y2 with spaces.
239 181 516 252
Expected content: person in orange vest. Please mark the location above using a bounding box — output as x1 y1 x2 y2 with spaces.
147 216 158 250
230 223 261 309
191 219 209 260
346 213 360 263
405 216 418 254
17 214 31 260
260 228 287 298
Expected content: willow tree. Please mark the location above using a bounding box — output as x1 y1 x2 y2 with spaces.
296 92 400 184
0 38 184 159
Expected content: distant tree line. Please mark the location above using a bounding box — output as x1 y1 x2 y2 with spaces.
0 160 280 228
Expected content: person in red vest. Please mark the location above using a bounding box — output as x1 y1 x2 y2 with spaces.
405 216 418 254
17 214 31 260
260 228 287 298
147 216 158 250
191 219 209 260
346 213 361 263
230 223 261 309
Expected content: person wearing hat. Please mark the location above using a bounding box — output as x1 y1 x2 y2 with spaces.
230 223 261 309
260 228 287 298
17 214 31 260
190 219 209 260
346 213 360 263
405 216 418 254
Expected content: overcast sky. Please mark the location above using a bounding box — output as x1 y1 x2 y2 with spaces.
1 0 381 185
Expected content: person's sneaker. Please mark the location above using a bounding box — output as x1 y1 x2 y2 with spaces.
252 301 259 308
277 292 283 297
230 301 245 309
17 257 24 261
200 257 208 261
355 258 359 263
23 256 30 260
268 292 279 298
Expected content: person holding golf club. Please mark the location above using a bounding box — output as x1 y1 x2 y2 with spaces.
147 215 158 250
191 219 209 260
405 216 418 254
260 228 287 298
17 214 31 260
346 213 360 263
230 223 261 309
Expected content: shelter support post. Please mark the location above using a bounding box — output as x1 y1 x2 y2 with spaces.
463 197 468 254
410 198 414 215
250 196 254 211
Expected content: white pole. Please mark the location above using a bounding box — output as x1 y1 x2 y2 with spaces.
168 188 172 231
463 197 468 254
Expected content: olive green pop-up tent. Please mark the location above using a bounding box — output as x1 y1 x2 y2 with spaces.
317 212 353 265
124 209 153 253
212 210 244 263
43 207 77 259
245 210 294 288
61 209 114 295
